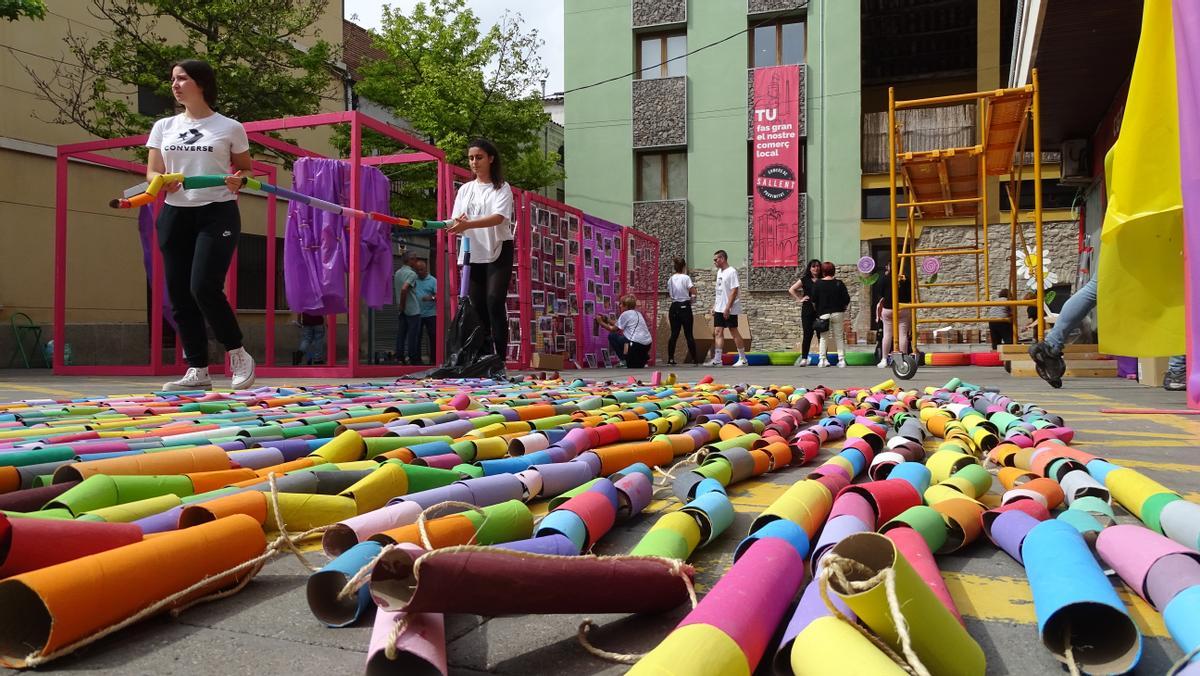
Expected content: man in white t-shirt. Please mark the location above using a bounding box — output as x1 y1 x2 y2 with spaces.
710 250 748 367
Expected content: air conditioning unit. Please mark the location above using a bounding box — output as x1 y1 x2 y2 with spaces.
1060 139 1090 185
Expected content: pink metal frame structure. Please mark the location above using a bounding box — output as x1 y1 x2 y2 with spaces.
54 111 451 378
621 227 660 367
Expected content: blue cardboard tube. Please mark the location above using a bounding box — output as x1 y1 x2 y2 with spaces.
680 490 735 546
889 461 932 495
693 478 727 497
408 441 454 458
533 508 588 554
478 451 551 476
1085 458 1120 485
838 448 867 476
1164 585 1200 665
734 518 809 561
1023 519 1142 674
499 533 579 556
306 540 382 627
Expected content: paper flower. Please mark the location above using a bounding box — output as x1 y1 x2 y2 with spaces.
857 256 876 274
1017 253 1059 291
921 257 941 277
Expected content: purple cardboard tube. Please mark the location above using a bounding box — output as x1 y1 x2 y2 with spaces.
989 509 1040 564
461 474 525 507
810 514 871 573
389 483 474 510
773 576 857 674
497 533 578 556
227 448 286 470
532 462 596 498
133 504 185 534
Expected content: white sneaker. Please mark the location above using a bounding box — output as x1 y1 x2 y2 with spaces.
163 367 211 391
818 359 830 368
732 358 748 367
794 356 808 367
229 347 256 390
837 358 846 368
877 358 889 368
708 358 723 367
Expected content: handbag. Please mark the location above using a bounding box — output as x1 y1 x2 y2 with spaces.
814 315 831 334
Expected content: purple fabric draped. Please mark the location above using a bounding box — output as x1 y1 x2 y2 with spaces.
1173 0 1200 409
138 206 175 329
284 159 393 315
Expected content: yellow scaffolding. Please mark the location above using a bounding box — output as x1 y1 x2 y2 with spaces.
885 69 1046 379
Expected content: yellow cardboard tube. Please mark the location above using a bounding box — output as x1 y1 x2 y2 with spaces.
1105 468 1176 521
923 484 983 507
828 532 986 676
925 450 975 484
824 455 856 477
790 616 907 675
310 430 366 464
267 493 357 531
752 480 832 537
82 494 182 523
339 463 409 514
471 436 510 461
629 623 751 676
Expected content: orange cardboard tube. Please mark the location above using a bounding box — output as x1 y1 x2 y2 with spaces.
185 469 258 494
369 514 478 548
590 441 674 476
52 446 232 484
178 491 268 528
0 514 266 667
251 457 321 479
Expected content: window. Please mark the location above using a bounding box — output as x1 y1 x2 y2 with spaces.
637 151 687 201
1001 179 1079 211
751 19 805 68
862 188 906 220
637 33 686 79
137 84 173 117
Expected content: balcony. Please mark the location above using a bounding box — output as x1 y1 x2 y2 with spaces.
633 76 688 148
861 102 976 174
633 0 685 28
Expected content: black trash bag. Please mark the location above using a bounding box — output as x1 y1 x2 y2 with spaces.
422 296 507 379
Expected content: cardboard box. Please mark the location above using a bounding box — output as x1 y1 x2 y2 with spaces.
694 312 753 361
1138 357 1171 387
530 352 565 370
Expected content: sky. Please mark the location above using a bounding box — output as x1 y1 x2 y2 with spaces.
343 0 565 95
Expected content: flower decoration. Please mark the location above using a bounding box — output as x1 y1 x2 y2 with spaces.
1017 253 1059 291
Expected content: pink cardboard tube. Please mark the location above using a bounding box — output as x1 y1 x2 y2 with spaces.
1095 524 1200 605
322 501 423 557
885 526 962 624
366 608 447 676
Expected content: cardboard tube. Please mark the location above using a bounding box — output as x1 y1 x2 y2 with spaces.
266 493 357 532
773 577 858 673
0 514 266 667
828 491 876 526
789 615 907 675
0 514 143 577
1146 552 1200 612
1058 470 1109 506
885 526 961 624
1163 585 1200 664
369 544 695 615
751 479 832 537
185 468 257 494
370 514 478 548
988 509 1039 564
676 537 806 671
45 474 194 515
322 501 423 557
307 540 382 627
309 430 366 464
549 490 615 549
1105 468 1177 529
630 511 702 560
835 479 921 528
880 506 948 554
82 494 182 524
366 608 447 676
932 498 985 553
339 463 409 514
827 532 985 676
1023 519 1142 673
0 482 78 513
1160 499 1200 551
680 490 735 547
51 445 231 483
629 622 751 676
925 450 976 484
1095 524 1200 605
733 518 808 561
887 461 931 494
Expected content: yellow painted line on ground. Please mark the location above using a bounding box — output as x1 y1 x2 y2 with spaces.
0 381 86 398
1074 428 1194 440
1106 458 1200 473
1075 439 1192 448
943 571 1169 637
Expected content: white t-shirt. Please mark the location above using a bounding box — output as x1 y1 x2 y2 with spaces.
668 273 694 302
146 112 249 207
714 266 743 314
452 179 515 264
617 309 653 345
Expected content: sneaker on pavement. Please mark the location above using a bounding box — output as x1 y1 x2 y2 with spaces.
837 359 846 368
877 358 888 368
732 358 748 367
1028 341 1065 389
229 347 256 390
794 355 809 367
163 366 211 391
708 358 723 367
817 359 830 368
1164 370 1187 391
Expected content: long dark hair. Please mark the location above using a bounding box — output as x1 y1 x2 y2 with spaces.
172 59 218 109
806 258 821 279
467 138 504 190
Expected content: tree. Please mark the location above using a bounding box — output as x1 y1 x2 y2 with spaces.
1 0 47 21
353 0 562 194
21 0 336 141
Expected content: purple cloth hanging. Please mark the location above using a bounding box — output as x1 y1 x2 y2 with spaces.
284 159 393 315
138 206 175 329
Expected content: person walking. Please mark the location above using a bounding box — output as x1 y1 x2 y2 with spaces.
147 59 255 391
666 257 698 365
708 250 748 367
413 258 438 365
393 250 422 365
812 262 851 368
788 259 823 367
874 263 912 367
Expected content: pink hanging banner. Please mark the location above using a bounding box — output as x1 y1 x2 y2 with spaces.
752 64 802 268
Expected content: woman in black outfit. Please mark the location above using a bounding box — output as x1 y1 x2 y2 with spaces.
666 257 699 365
788 259 823 366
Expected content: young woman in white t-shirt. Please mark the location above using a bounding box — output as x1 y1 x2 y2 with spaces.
447 139 515 368
666 257 698 365
145 60 255 391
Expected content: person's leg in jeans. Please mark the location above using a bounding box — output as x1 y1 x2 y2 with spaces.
608 331 630 363
404 313 422 365
1030 276 1097 388
829 312 845 366
1165 354 1187 390
395 314 412 364
667 302 683 364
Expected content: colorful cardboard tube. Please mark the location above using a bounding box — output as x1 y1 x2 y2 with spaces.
266 493 358 532
1160 499 1200 551
827 532 985 676
0 514 143 577
1001 477 1064 510
185 468 257 494
458 500 534 545
45 474 194 515
0 482 78 513
613 471 652 520
1163 586 1200 666
630 511 703 560
987 509 1039 564
932 498 985 553
0 514 265 668
1058 469 1109 506
674 537 806 673
789 615 907 675
82 493 182 524
1056 509 1104 539
773 577 857 673
370 514 478 548
1023 519 1143 674
533 508 588 552
828 490 877 526
629 622 751 676
307 540 382 627
51 445 231 483
680 490 735 547
1104 467 1177 529
980 501 1052 537
885 526 961 624
835 479 921 529
880 506 948 554
751 479 832 537
733 518 808 561
925 450 977 485
309 429 366 464
366 608 447 676
887 461 932 494
322 500 423 557
1095 524 1200 605
368 544 695 614
178 490 267 528
547 490 616 550
811 514 871 573
339 463 408 514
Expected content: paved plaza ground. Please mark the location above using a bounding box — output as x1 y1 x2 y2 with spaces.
0 366 1195 675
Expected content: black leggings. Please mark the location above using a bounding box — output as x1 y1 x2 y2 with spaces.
800 302 817 356
157 201 243 368
468 239 515 358
668 301 698 363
